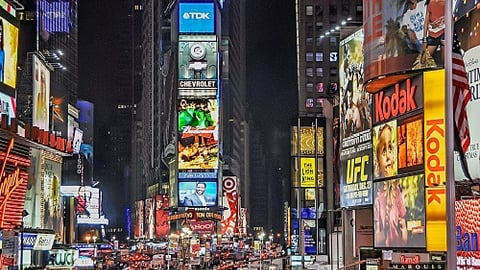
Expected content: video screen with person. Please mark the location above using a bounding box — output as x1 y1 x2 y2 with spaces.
178 180 217 207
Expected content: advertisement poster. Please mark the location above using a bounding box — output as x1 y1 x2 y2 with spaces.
372 120 398 179
0 14 18 91
362 0 445 92
340 151 372 207
42 157 63 240
221 177 239 235
155 194 170 239
178 35 217 97
134 200 144 239
455 198 480 269
291 126 324 156
33 54 51 131
178 98 219 170
373 174 426 248
145 198 154 240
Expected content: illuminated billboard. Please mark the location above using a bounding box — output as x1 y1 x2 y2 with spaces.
455 198 480 269
60 186 108 225
42 157 63 240
155 195 170 238
291 126 324 156
178 2 215 34
0 91 15 123
0 10 18 94
362 0 445 92
134 200 144 239
0 138 31 230
145 198 154 239
38 0 71 33
221 177 238 235
178 179 217 207
33 54 51 131
178 98 219 170
178 35 218 97
373 174 426 248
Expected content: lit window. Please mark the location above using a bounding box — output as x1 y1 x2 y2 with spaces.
306 83 314 92
329 52 338 62
316 67 323 77
306 52 314 62
316 98 324 107
306 37 313 47
315 52 323 62
305 98 314 108
317 82 324 93
306 68 314 78
306 5 314 16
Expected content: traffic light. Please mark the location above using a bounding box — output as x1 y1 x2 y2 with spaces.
328 82 338 94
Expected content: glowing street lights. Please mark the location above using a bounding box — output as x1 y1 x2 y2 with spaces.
258 232 265 270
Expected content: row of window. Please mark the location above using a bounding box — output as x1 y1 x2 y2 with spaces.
305 66 337 78
305 98 324 109
305 51 338 62
306 36 338 48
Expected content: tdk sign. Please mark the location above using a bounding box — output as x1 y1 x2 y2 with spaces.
179 2 215 33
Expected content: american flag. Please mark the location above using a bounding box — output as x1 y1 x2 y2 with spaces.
452 31 471 154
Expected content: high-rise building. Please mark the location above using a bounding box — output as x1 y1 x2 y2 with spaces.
292 0 362 265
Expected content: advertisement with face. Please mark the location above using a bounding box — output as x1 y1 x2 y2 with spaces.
372 120 398 179
155 195 170 238
42 157 63 240
363 0 445 92
0 12 18 94
178 180 217 207
373 175 426 248
178 98 218 170
178 35 217 97
33 54 51 131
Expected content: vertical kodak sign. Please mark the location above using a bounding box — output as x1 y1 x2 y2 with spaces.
423 69 447 251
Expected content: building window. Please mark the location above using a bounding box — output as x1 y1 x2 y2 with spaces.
316 67 324 77
306 52 314 62
306 37 313 47
329 4 337 15
306 83 314 92
306 5 314 16
315 5 323 17
317 82 324 93
329 52 338 62
306 22 314 35
316 37 322 47
315 22 323 32
316 98 324 108
306 68 314 78
316 52 323 62
330 67 338 77
329 37 338 47
305 98 314 108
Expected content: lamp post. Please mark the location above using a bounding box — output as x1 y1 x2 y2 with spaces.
93 235 98 257
258 232 265 270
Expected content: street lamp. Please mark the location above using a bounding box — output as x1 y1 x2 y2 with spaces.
258 232 265 270
93 235 98 257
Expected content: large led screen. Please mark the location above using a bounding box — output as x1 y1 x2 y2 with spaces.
373 175 425 248
0 11 18 94
178 98 219 170
42 158 63 240
38 0 71 33
155 195 170 239
362 0 445 92
178 2 215 34
33 54 51 131
178 35 218 97
178 180 217 207
60 186 108 225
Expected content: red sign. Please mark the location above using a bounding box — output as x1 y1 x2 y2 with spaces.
0 138 31 229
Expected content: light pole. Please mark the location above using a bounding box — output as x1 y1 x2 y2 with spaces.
93 235 97 257
258 232 265 270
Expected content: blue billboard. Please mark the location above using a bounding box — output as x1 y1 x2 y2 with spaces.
179 2 215 33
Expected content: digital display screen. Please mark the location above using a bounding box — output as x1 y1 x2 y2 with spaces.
178 180 217 207
179 2 215 34
0 11 18 94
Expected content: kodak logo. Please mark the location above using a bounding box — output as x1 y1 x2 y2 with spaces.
375 78 417 122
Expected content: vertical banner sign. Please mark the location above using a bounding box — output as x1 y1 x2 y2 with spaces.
221 177 239 235
423 69 446 251
300 157 316 188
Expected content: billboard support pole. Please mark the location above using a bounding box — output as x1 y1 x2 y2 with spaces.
445 0 456 269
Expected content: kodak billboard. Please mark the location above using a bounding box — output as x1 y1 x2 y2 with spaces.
423 69 446 251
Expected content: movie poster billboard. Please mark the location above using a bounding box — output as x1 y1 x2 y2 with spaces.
178 179 217 207
339 29 373 207
178 98 218 170
362 0 445 93
221 176 239 235
134 200 144 239
373 174 426 248
453 7 480 181
178 35 218 97
155 194 170 239
33 54 51 131
60 186 108 225
145 198 154 240
455 198 480 269
42 157 63 240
